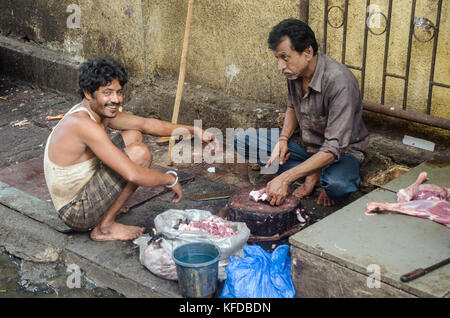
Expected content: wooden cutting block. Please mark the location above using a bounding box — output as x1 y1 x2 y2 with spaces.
227 187 301 236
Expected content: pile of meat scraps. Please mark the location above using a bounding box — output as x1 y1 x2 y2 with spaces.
366 171 450 227
178 216 237 237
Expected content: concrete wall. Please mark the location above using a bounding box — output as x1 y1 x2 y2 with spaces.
0 0 448 119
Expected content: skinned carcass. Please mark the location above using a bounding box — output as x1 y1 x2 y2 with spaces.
366 172 450 227
397 172 449 202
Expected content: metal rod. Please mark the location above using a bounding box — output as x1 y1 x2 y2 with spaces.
363 100 450 130
323 0 328 54
346 64 363 71
385 72 406 80
341 0 349 64
402 0 416 110
381 0 393 105
431 81 450 89
361 0 370 99
426 0 443 115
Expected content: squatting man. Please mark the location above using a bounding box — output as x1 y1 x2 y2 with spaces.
234 19 369 207
44 58 217 241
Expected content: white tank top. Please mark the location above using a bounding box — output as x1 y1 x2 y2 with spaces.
44 103 100 211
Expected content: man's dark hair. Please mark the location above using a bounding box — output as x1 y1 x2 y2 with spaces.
268 19 318 55
77 58 128 99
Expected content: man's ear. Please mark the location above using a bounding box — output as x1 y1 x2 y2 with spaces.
83 89 93 101
304 46 313 61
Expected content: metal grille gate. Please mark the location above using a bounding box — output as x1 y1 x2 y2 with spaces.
300 0 449 128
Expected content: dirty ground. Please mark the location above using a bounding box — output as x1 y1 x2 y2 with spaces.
0 250 123 298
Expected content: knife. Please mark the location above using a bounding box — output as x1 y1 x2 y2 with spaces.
189 190 235 201
400 257 450 283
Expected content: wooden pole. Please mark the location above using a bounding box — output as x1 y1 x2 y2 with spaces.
168 0 195 166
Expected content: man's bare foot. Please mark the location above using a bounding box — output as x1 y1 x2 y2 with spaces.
292 182 315 199
316 189 336 207
292 172 321 199
90 222 145 242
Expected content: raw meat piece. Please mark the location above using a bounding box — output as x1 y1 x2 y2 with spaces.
366 171 450 227
366 200 450 228
397 172 449 202
249 190 268 202
178 216 237 237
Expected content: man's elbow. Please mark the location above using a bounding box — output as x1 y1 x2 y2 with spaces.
123 168 140 184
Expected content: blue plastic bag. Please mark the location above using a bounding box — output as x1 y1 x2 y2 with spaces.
220 244 295 298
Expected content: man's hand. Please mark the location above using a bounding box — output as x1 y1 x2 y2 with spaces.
265 174 290 206
194 127 220 155
265 140 290 168
171 181 183 203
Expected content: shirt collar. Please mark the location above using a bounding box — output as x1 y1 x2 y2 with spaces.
308 53 324 93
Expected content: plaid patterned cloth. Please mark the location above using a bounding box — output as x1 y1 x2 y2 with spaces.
58 132 128 231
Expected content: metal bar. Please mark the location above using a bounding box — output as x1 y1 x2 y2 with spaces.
299 0 310 24
363 100 450 130
346 64 363 71
385 72 406 80
341 0 349 64
426 0 443 115
323 0 328 54
431 81 450 89
381 0 393 105
360 0 370 99
402 0 416 110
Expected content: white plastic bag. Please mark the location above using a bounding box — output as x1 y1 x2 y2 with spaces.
137 209 250 281
141 241 178 281
154 209 250 260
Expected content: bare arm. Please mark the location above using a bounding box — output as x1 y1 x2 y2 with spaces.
280 107 298 139
109 112 217 149
109 112 194 136
282 151 335 183
265 151 335 206
266 107 299 167
79 119 175 187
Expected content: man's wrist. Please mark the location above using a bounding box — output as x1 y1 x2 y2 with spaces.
165 170 178 188
282 170 300 185
279 134 290 142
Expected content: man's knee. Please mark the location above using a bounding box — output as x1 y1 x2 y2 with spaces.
125 142 152 168
121 130 143 146
320 174 359 201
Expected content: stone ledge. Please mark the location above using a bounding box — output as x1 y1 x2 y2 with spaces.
0 35 79 95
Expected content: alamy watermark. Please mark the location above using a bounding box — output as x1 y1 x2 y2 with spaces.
170 120 280 174
366 264 381 289
66 263 81 289
66 4 81 29
366 4 383 29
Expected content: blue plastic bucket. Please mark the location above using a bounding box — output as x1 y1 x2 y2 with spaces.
172 242 220 298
